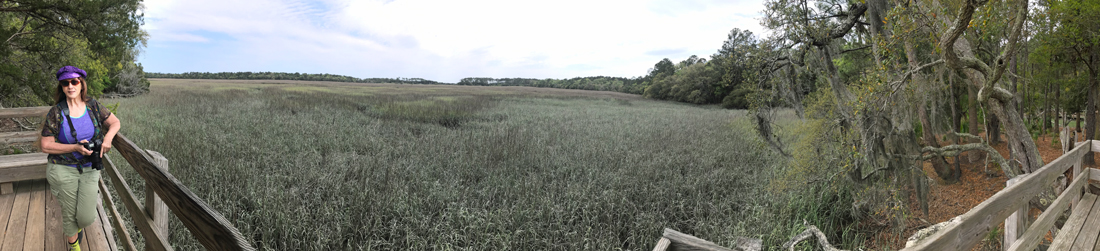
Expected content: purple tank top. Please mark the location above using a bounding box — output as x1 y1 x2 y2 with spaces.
59 108 95 167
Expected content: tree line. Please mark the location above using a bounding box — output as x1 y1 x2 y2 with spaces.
0 0 150 107
146 72 444 85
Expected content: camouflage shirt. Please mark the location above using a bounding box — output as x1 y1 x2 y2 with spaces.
40 99 112 166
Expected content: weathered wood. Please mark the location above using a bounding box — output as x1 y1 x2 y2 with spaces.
0 153 48 184
652 237 671 251
1070 196 1100 250
0 186 13 245
663 228 735 251
100 179 137 251
0 131 38 144
1006 168 1092 251
1003 176 1027 249
22 181 45 251
0 106 49 119
2 182 31 251
45 183 65 251
901 140 1091 251
1092 140 1100 153
1091 167 1100 182
145 150 170 241
97 185 119 251
1 182 11 195
1049 193 1098 250
102 155 173 251
113 133 254 251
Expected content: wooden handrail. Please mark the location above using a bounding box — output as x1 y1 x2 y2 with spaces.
1005 168 1092 251
103 155 173 251
0 106 49 119
113 133 255 251
902 140 1092 250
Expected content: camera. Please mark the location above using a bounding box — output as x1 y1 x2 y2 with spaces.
80 138 104 171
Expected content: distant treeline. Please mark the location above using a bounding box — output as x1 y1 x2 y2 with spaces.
145 72 445 85
457 76 647 94
458 29 760 109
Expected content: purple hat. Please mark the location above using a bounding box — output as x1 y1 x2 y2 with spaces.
56 66 87 81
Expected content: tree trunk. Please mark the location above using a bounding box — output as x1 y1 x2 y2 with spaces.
968 82 983 163
1086 49 1095 166
907 40 956 182
989 114 1001 144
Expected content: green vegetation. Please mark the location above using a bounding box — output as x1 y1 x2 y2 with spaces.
101 80 839 250
0 0 149 107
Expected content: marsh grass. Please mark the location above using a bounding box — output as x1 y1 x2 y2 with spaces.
100 80 824 250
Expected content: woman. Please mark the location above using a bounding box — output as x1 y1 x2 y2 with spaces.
38 66 121 251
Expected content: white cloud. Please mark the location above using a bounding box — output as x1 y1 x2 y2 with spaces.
140 0 765 82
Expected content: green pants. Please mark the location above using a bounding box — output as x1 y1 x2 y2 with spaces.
46 163 101 237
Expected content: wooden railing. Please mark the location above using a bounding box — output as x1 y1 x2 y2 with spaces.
902 140 1097 251
0 106 254 251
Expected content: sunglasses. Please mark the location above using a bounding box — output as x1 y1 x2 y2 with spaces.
59 79 81 87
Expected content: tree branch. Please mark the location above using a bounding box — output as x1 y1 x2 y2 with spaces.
781 222 849 251
810 3 869 47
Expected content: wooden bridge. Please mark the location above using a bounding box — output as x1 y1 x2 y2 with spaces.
0 106 254 251
652 140 1100 251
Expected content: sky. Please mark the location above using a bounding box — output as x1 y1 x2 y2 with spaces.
140 0 767 83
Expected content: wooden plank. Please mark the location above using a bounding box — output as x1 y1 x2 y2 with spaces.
0 106 50 119
1050 193 1098 250
113 134 254 251
97 187 118 251
1 182 11 195
1091 167 1100 182
45 183 65 251
145 150 170 238
1092 140 1100 153
1 181 32 251
22 180 46 251
1070 196 1100 250
1004 176 1028 249
0 153 48 183
902 140 1091 251
1007 168 1092 251
100 179 136 251
0 182 17 251
0 131 39 145
662 228 734 251
652 237 671 251
102 155 173 251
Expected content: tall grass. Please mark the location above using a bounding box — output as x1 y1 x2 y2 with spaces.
102 81 815 250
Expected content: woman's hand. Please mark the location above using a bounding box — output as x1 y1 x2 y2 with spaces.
101 139 112 158
75 140 93 156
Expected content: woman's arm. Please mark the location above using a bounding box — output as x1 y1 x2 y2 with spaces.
40 136 92 155
100 113 120 157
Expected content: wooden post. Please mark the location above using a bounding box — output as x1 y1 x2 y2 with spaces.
0 182 11 194
1004 176 1028 249
145 150 170 247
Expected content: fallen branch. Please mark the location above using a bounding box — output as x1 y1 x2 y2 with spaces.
781 222 848 251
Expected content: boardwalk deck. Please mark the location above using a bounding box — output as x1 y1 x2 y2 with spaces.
1049 193 1100 251
0 179 115 251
